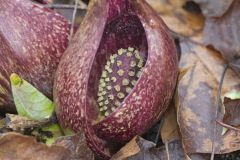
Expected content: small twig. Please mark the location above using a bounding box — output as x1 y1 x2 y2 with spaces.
216 120 240 132
165 141 170 160
169 29 205 47
211 64 229 160
70 0 80 39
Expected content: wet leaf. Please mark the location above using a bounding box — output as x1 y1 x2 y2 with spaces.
0 132 70 160
10 73 54 121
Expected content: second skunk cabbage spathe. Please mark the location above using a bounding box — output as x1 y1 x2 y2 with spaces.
0 0 70 112
54 0 178 159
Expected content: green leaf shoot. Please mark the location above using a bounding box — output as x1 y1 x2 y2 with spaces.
10 73 54 121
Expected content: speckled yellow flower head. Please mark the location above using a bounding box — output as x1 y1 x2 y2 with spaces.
97 48 145 117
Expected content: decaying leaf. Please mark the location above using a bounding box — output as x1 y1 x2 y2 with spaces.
223 97 240 126
0 113 63 145
0 132 70 160
10 73 54 121
146 0 186 14
147 0 204 37
4 114 49 131
220 127 240 153
160 68 189 143
215 150 240 160
188 153 211 160
111 136 185 160
203 0 240 66
222 90 240 127
55 132 95 160
178 39 240 154
193 0 234 17
161 101 179 143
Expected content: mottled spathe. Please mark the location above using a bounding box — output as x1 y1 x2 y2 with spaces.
0 0 70 112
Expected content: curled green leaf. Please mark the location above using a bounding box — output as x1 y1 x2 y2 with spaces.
10 73 54 121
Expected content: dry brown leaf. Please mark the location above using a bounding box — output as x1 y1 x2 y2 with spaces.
111 136 184 160
160 68 194 152
160 67 190 143
161 100 179 143
203 0 240 65
160 105 179 143
188 153 210 160
146 0 175 14
0 132 70 160
221 127 240 153
223 98 240 126
54 132 95 160
149 0 202 145
178 39 240 154
111 136 144 160
193 0 234 17
4 114 49 131
146 0 187 14
147 0 204 37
